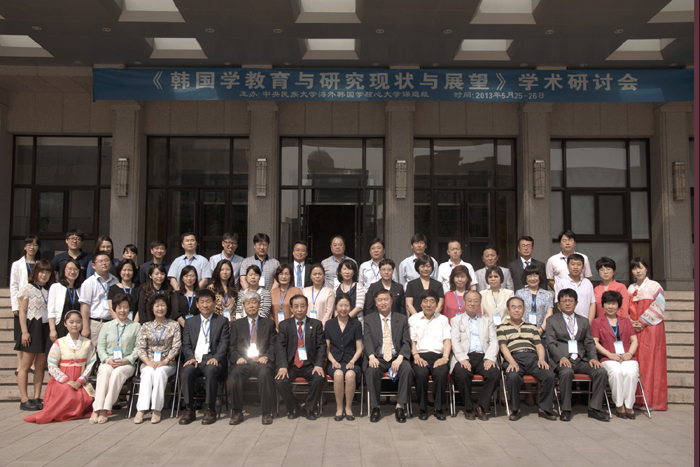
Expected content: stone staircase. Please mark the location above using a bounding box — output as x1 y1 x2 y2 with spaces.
0 288 694 402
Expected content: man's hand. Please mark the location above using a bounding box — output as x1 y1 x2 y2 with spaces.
206 358 218 366
258 356 268 365
537 359 549 370
413 355 428 368
236 357 247 365
459 360 472 371
368 355 380 369
589 359 602 369
275 368 289 380
559 357 572 368
391 355 404 373
183 359 198 367
81 328 90 339
483 359 495 371
506 362 519 373
312 366 324 378
433 356 449 368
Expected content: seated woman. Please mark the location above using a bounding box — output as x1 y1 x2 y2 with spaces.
335 259 366 325
207 259 238 320
108 259 141 322
442 265 471 324
324 293 363 421
593 257 630 319
91 293 141 424
134 294 181 424
137 263 172 323
478 266 514 324
405 255 444 315
591 290 639 419
24 310 96 424
270 263 303 328
235 265 272 320
303 263 336 327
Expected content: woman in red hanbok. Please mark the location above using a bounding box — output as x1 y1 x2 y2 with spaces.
627 257 667 411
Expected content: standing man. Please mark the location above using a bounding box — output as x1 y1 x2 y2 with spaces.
239 233 280 291
546 288 609 422
546 230 593 289
398 234 439 289
438 240 476 293
79 251 118 346
275 295 326 420
291 241 312 289
507 236 546 291
364 259 406 317
178 289 230 425
52 229 91 280
473 244 514 292
358 238 397 290
167 233 212 290
228 291 276 426
363 290 413 423
209 232 244 287
139 240 170 285
321 236 357 289
554 254 596 324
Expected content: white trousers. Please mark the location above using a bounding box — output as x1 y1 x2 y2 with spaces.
93 363 135 411
136 365 175 412
602 360 639 409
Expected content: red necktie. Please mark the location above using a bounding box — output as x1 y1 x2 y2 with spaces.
250 319 257 344
294 321 304 368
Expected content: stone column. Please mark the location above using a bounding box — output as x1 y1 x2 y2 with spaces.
110 102 147 256
246 101 279 255
649 102 694 290
517 102 554 263
0 102 12 285
384 102 415 263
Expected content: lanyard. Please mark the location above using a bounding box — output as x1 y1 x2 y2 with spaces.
25 258 33 274
116 323 126 344
531 294 537 313
296 321 305 342
257 257 267 272
455 291 465 311
67 287 77 308
185 255 195 266
201 318 211 343
607 318 619 339
185 291 194 311
221 253 235 263
223 294 230 306
491 289 499 308
279 287 290 307
249 318 258 339
341 282 355 294
310 286 322 308
154 325 165 344
97 277 109 295
332 256 345 276
34 284 48 306
120 284 133 295
370 261 380 279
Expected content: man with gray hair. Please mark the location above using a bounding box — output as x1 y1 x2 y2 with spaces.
227 290 277 425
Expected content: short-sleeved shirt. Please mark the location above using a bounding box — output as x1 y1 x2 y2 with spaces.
107 284 141 315
322 255 357 289
546 251 593 281
239 255 280 291
398 255 439 289
79 274 119 320
52 250 91 281
358 259 398 290
405 278 444 313
324 317 363 365
408 312 451 355
496 321 541 353
593 280 630 319
167 254 212 282
591 316 637 362
554 275 596 319
208 251 244 287
437 261 476 293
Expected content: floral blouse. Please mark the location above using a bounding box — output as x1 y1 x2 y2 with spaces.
18 284 50 322
515 287 554 329
136 318 181 370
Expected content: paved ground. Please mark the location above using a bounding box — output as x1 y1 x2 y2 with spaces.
0 402 694 467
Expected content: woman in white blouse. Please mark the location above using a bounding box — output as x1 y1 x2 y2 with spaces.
478 266 514 323
48 260 83 342
303 263 336 327
10 235 41 374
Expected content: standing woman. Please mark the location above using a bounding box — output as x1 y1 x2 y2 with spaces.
303 263 336 327
594 257 630 319
234 265 272 320
628 257 667 411
48 260 83 342
171 266 199 327
86 236 119 278
137 264 172 323
405 255 444 315
24 310 96 423
515 265 554 343
122 244 140 286
108 259 141 322
324 293 363 421
479 266 514 322
207 260 238 320
442 265 471 324
335 259 366 323
269 263 303 329
16 259 56 411
10 235 41 374
134 294 181 424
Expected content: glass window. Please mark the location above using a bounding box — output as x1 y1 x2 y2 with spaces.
99 189 111 235
146 189 167 251
12 188 31 236
232 138 249 186
551 191 564 239
100 138 112 186
37 192 64 233
629 141 647 188
301 139 363 186
170 190 196 235
598 194 624 236
434 139 494 188
468 192 490 238
566 140 626 188
497 140 515 188
201 191 226 237
436 192 462 239
414 190 432 250
550 140 563 187
364 189 384 247
231 189 248 258
497 191 516 263
14 137 33 185
413 139 431 188
281 138 299 186
366 139 384 186
68 190 94 234
148 138 168 186
575 242 630 282
570 195 595 235
169 138 230 186
36 137 99 185
630 192 650 239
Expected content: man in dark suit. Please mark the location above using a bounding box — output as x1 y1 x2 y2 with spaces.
546 288 609 422
363 289 413 423
179 289 230 425
275 294 326 420
364 258 406 317
228 290 276 425
292 241 313 289
507 236 547 291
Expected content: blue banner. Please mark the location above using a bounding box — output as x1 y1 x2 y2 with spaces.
93 68 693 103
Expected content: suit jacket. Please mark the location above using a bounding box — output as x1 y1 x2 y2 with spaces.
276 317 326 369
507 258 546 291
545 312 597 365
363 311 411 363
181 313 230 365
228 316 276 366
449 313 499 373
364 281 406 317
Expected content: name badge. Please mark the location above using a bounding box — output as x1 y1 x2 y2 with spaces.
153 350 162 362
102 298 109 310
113 348 122 361
492 314 502 326
388 367 397 382
568 340 578 354
277 311 285 324
528 313 537 325
127 312 133 321
223 311 231 321
248 343 258 358
614 341 625 355
259 276 266 287
297 347 307 361
185 314 193 319
333 278 340 288
309 311 317 319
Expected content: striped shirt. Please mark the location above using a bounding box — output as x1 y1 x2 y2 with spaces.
321 255 357 289
496 321 541 353
239 255 280 291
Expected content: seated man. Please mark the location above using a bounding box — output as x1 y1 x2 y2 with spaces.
228 290 276 426
408 290 451 421
179 289 230 425
450 290 501 421
546 288 610 422
275 295 326 420
364 289 413 423
497 297 556 422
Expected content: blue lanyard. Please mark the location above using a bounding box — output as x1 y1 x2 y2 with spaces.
116 323 126 344
455 291 465 311
310 286 322 308
607 318 619 339
120 284 133 295
257 257 267 271
67 287 77 308
249 318 258 339
34 284 48 306
185 291 194 310
223 294 230 306
279 287 290 307
97 278 109 295
221 253 235 263
370 261 380 279
531 294 537 313
565 315 577 337
25 258 33 274
341 282 355 294
154 325 165 344
185 255 195 266
201 318 211 343
332 256 345 273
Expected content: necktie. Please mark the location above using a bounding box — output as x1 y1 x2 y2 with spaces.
382 318 392 362
294 321 304 368
296 264 302 288
524 260 530 267
567 315 578 360
250 319 257 344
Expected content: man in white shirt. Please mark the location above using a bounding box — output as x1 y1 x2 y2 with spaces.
438 240 477 293
409 289 452 421
208 232 244 287
79 251 118 346
321 236 356 289
168 232 212 290
358 238 397 289
291 241 311 289
553 254 596 323
546 230 593 289
473 244 514 292
398 233 439 290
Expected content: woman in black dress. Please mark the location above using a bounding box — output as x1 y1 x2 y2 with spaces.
171 265 199 326
108 259 141 322
137 263 172 323
405 254 444 315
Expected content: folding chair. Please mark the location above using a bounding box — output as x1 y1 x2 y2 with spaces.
128 354 181 419
449 374 499 417
367 372 414 417
554 373 612 417
604 374 651 419
276 377 323 415
501 369 549 416
321 372 364 417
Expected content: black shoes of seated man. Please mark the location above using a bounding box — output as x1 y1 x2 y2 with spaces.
559 410 572 422
370 407 381 423
538 409 557 421
287 406 316 420
229 411 244 425
419 409 445 420
588 409 610 422
395 407 406 423
508 410 521 421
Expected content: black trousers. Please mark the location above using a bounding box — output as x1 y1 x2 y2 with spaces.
552 358 608 411
227 361 275 414
274 363 325 413
181 362 224 407
364 356 413 407
503 351 555 413
452 352 501 412
412 352 449 412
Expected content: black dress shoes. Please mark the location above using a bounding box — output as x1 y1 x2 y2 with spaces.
302 406 317 420
418 410 429 420
202 408 217 425
370 407 381 423
287 407 300 419
538 410 557 421
179 409 197 425
395 407 406 423
508 410 521 421
559 410 572 422
19 400 38 411
229 411 244 425
475 406 489 421
588 409 610 422
434 410 446 421
464 409 476 420
261 413 273 425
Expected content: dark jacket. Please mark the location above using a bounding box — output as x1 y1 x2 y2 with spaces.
362 311 411 363
181 313 230 365
507 258 546 291
546 312 597 365
276 317 326 369
228 316 277 366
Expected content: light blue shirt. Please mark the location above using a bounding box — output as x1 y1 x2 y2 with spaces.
167 254 212 281
467 315 484 354
209 251 243 286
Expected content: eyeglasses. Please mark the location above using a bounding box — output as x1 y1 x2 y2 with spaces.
95 259 111 265
222 241 237 246
559 298 577 304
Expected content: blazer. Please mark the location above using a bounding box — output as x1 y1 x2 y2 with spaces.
276 317 326 369
10 258 29 311
362 311 412 363
181 313 230 365
507 258 546 291
228 316 277 366
449 313 499 373
545 312 597 365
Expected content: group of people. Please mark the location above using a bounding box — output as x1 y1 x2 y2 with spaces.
9 227 667 425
